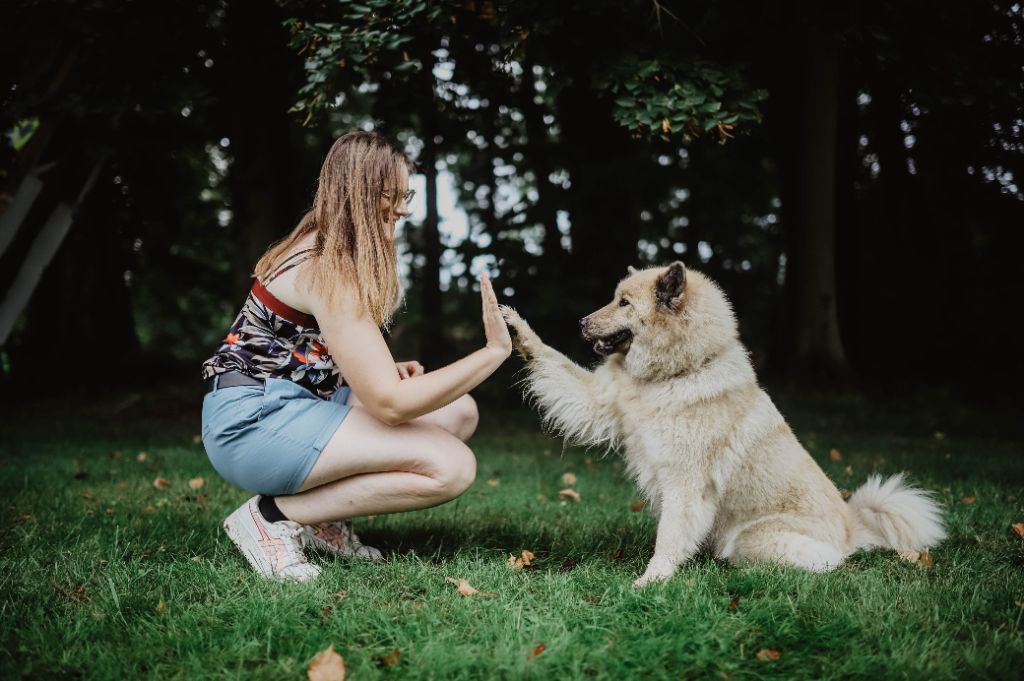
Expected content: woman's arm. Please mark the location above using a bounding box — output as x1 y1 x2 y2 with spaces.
312 275 511 426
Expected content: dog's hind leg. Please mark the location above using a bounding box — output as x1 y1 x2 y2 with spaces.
722 521 846 572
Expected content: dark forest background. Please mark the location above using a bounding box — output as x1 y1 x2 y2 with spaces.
2 0 1023 403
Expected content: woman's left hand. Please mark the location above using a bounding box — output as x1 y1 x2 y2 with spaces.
395 360 425 380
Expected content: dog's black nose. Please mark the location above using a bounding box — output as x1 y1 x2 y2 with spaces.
580 317 589 331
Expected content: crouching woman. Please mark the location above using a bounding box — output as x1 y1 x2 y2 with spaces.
200 131 511 581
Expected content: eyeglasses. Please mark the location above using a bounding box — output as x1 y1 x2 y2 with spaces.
382 188 416 204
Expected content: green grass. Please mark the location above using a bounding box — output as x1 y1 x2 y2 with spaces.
2 386 1023 680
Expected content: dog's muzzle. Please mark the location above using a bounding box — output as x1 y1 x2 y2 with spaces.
587 328 633 356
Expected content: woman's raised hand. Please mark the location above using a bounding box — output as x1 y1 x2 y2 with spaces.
481 274 512 358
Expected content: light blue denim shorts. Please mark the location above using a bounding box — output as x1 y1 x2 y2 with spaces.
201 376 352 495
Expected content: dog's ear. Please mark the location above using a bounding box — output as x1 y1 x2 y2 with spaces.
627 266 638 276
655 261 686 309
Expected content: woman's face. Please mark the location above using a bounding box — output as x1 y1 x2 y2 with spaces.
382 165 412 230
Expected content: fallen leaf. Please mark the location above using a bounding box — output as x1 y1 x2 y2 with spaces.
373 649 401 668
919 549 934 567
962 495 976 504
136 452 149 462
508 550 536 571
558 488 581 502
15 514 33 522
153 477 171 490
844 465 853 476
611 548 623 561
728 595 740 611
897 549 921 563
73 471 89 480
528 642 546 660
331 591 349 603
320 606 333 624
444 577 495 597
486 479 500 487
631 500 647 512
155 599 167 614
1012 523 1024 540
191 555 203 562
195 494 210 512
829 448 842 462
187 477 205 490
307 645 345 681
144 506 156 514
105 507 114 515
661 118 671 134
561 472 577 485
756 648 781 661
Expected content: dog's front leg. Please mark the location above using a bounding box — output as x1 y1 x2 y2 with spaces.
501 306 617 447
634 486 715 588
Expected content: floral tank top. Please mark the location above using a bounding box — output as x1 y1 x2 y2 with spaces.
201 249 341 398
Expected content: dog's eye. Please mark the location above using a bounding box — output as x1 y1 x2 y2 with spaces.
618 298 630 307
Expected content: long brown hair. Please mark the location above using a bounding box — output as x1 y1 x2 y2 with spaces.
254 131 412 328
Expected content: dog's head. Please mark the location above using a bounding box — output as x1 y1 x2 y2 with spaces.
580 261 738 380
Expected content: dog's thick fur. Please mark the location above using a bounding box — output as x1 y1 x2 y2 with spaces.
502 262 946 587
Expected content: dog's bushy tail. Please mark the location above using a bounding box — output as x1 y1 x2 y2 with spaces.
848 473 947 551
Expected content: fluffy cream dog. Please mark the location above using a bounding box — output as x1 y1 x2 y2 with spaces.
501 262 946 587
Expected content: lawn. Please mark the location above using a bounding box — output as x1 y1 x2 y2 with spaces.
1 384 1023 680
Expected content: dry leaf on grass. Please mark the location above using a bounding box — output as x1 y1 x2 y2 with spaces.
611 548 623 561
486 479 500 487
528 642 546 660
728 595 740 611
1011 523 1024 540
155 599 167 614
136 452 148 462
144 506 156 514
444 577 495 597
897 549 934 567
15 514 34 522
373 649 401 668
962 495 976 504
829 448 842 462
561 472 577 485
188 477 205 490
508 550 536 571
320 606 333 624
153 477 171 490
756 648 781 661
307 645 345 681
631 500 647 512
558 488 581 502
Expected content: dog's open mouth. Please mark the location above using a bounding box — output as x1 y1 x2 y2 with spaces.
590 329 633 356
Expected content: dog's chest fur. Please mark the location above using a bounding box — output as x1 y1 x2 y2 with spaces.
598 345 770 507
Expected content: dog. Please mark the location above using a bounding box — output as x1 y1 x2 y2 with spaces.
501 262 946 587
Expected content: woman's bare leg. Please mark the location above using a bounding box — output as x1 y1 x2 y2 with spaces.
346 391 479 442
274 406 477 525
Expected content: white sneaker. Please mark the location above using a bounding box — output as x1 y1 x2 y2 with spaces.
223 496 321 581
303 520 384 561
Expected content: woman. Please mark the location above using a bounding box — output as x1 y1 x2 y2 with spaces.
201 131 512 581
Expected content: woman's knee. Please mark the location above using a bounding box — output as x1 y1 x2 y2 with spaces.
451 394 479 441
423 438 477 498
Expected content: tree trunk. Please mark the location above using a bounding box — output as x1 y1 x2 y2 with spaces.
785 34 850 380
418 117 444 368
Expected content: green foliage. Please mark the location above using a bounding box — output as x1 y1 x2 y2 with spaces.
597 55 767 143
